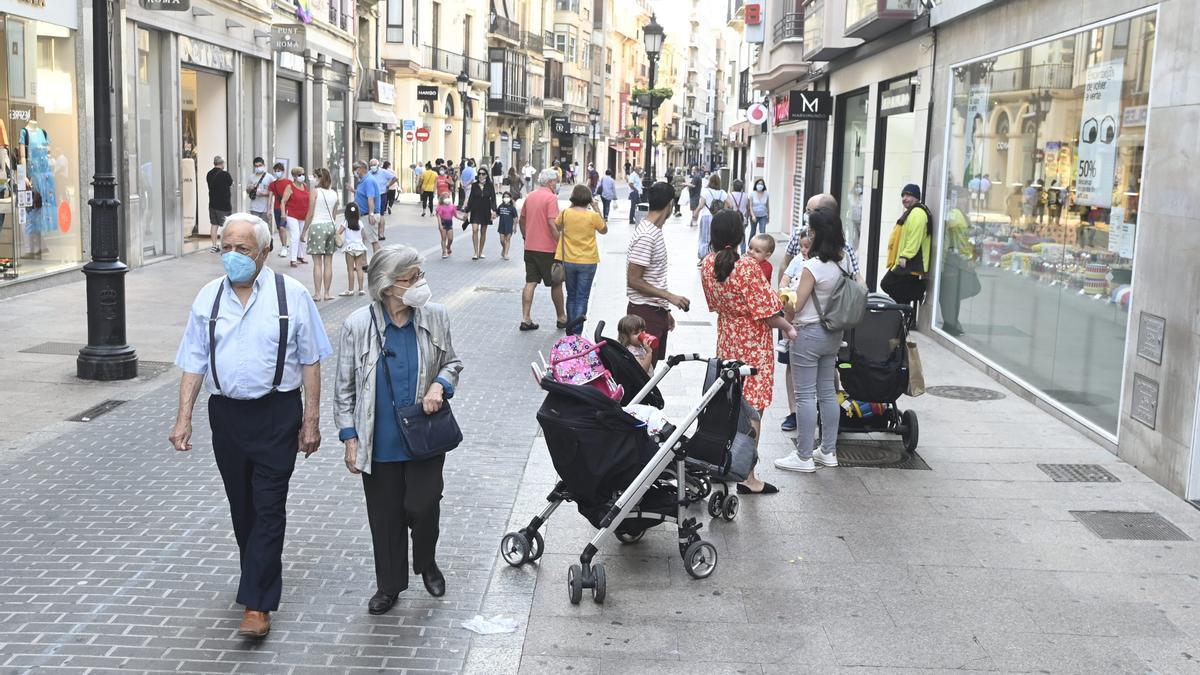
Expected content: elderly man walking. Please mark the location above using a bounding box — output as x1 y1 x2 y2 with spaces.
519 168 568 331
169 214 332 639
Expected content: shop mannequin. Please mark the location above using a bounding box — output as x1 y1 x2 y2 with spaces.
19 117 57 258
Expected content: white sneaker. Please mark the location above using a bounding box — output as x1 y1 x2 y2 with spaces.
774 453 817 473
812 448 838 467
278 249 288 258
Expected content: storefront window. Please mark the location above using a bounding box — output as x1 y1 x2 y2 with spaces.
0 17 82 283
133 27 166 259
936 11 1156 435
326 86 347 197
837 90 868 251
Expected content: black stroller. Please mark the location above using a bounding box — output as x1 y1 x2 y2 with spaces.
834 295 919 451
501 323 757 604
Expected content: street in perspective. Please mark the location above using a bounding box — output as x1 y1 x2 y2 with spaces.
2 0 1200 673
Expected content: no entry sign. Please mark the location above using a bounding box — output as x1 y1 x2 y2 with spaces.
415 128 431 142
404 131 415 142
628 137 643 152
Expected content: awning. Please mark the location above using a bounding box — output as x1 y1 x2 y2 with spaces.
356 101 399 126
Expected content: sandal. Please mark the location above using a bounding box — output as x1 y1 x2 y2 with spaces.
519 321 539 332
339 291 355 297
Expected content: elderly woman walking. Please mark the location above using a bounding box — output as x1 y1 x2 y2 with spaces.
333 246 464 614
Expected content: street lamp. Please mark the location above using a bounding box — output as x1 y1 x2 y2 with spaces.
642 14 664 182
78 0 137 380
456 70 470 166
588 108 599 169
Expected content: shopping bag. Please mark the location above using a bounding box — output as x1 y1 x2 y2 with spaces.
905 341 925 397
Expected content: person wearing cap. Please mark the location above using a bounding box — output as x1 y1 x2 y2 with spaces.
881 183 933 308
206 156 234 253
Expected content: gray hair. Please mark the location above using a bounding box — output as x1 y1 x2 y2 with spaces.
807 193 837 212
221 212 272 251
367 245 425 303
369 158 380 167
537 168 559 186
353 160 368 170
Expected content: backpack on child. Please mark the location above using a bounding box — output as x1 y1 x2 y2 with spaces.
549 335 624 402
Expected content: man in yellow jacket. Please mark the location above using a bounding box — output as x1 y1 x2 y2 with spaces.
881 183 932 307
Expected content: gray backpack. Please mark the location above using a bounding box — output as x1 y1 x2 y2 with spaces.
809 263 868 331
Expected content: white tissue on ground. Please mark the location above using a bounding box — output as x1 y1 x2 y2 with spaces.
623 404 671 436
461 614 520 634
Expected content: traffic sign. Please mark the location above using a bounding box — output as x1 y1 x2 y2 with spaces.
747 103 769 125
404 131 415 142
415 127 431 142
402 119 417 132
628 137 643 153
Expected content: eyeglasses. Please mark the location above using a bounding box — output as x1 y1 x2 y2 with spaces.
391 270 426 288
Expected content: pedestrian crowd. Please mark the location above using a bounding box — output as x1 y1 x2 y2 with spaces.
180 154 932 638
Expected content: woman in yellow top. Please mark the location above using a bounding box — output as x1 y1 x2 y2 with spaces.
881 183 932 306
419 162 439 217
554 184 609 336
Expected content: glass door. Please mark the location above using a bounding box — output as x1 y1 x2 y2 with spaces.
134 27 166 259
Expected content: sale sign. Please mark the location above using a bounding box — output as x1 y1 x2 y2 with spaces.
1076 58 1124 208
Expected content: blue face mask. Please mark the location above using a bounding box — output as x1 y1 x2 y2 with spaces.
221 250 260 284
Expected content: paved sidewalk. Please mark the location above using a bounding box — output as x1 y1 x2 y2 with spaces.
471 209 1200 674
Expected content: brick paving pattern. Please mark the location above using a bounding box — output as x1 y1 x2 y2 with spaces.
0 208 570 674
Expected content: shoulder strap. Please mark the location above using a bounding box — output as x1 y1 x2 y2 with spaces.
208 282 224 393
273 274 289 390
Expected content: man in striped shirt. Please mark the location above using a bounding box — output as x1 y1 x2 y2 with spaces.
626 182 691 363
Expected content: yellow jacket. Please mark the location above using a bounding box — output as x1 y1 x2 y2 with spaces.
886 205 932 274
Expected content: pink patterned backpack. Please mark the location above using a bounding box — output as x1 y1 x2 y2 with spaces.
549 335 624 401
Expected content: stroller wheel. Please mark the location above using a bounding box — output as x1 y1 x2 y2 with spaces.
567 564 584 604
901 410 920 453
500 532 530 567
527 530 546 562
698 477 712 499
591 564 607 604
721 494 739 522
707 491 726 519
616 529 645 544
683 540 718 579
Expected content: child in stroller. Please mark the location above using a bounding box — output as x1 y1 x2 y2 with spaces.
501 321 758 604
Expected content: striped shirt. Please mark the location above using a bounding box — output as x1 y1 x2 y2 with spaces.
626 220 670 309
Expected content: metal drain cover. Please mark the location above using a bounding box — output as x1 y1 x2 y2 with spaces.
1070 511 1191 541
20 341 86 355
474 286 519 294
68 399 128 422
835 441 930 470
1037 463 1120 483
925 385 1006 401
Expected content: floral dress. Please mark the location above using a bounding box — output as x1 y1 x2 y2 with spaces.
700 254 783 410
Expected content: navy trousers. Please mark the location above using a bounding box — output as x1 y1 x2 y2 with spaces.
208 388 301 612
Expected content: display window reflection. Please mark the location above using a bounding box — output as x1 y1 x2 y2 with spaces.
936 12 1156 435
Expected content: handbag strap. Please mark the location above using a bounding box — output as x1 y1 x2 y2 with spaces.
555 213 566 261
807 263 853 323
371 309 401 408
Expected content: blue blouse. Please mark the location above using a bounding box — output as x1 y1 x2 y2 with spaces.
338 311 455 463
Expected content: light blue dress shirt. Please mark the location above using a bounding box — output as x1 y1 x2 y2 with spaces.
175 266 333 400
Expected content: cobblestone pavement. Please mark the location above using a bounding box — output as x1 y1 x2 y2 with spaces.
0 193 597 674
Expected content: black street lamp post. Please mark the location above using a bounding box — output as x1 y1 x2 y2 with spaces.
457 71 470 165
588 108 599 168
641 14 664 183
78 0 137 381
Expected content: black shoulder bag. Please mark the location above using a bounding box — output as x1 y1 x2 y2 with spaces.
372 310 462 459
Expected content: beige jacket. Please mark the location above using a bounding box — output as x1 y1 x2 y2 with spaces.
333 302 463 473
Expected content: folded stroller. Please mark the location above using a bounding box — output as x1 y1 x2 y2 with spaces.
501 323 757 604
834 295 919 451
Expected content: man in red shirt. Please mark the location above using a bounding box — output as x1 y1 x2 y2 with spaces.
268 162 292 256
518 168 567 331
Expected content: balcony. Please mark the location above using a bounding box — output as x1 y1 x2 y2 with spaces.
357 68 395 103
772 12 804 46
488 93 529 116
523 30 543 52
845 0 920 41
423 45 490 82
803 0 861 61
489 14 521 43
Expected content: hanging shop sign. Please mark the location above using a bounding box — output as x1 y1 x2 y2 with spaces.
417 85 439 101
879 82 915 116
360 128 385 144
272 25 307 55
179 36 235 71
773 93 789 125
139 0 190 10
746 103 769 125
787 90 832 121
550 116 570 136
744 2 764 44
1076 58 1124 209
513 138 523 150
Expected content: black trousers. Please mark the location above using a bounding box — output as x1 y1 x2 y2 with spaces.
420 190 435 213
361 454 445 595
208 389 301 612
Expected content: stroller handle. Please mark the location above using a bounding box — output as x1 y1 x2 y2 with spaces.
664 354 756 378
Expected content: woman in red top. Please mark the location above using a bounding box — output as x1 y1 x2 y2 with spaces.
435 168 453 201
701 210 796 495
280 166 310 266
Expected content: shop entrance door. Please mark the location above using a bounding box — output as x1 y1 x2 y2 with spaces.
867 74 918 291
181 66 228 252
833 88 870 282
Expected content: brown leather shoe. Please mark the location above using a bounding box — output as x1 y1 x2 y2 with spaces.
237 609 270 639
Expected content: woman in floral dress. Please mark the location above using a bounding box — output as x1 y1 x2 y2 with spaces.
701 210 797 495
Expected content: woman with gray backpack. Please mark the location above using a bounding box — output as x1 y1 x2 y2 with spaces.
693 173 734 265
775 206 866 473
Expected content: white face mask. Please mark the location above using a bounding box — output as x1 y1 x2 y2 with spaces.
400 279 432 309
755 184 765 192
295 174 305 183
254 166 266 174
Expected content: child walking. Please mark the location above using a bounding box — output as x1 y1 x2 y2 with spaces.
496 191 518 260
434 191 459 258
338 205 367 296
